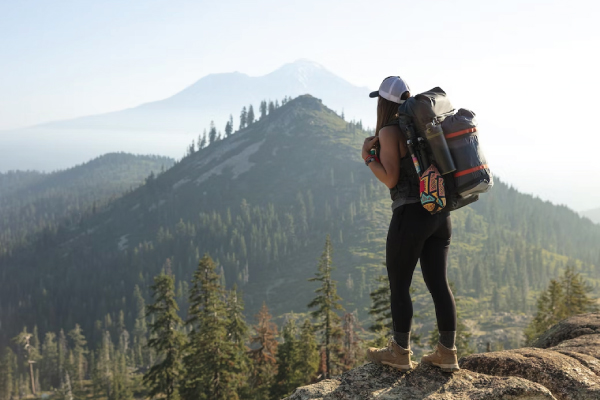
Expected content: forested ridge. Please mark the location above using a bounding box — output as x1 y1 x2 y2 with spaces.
0 152 174 256
1 94 599 374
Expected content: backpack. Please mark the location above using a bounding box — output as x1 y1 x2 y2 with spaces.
397 87 493 212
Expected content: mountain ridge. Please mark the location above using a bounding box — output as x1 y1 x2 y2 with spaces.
1 94 599 356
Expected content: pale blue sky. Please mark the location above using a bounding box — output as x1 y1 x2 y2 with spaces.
1 0 599 210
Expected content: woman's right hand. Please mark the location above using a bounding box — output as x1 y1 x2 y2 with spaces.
362 135 379 159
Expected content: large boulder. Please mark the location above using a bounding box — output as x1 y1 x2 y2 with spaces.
550 334 600 360
532 313 600 349
284 362 555 399
459 347 600 400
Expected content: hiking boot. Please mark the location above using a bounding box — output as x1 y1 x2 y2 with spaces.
421 342 460 372
366 336 414 371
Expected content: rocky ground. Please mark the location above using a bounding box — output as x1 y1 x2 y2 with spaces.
283 312 600 399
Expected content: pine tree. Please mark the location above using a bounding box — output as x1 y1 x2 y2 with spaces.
224 284 251 398
562 264 599 316
68 324 88 389
247 105 255 125
143 271 186 400
247 301 278 399
182 253 239 400
225 120 233 138
132 285 149 368
270 318 301 399
239 107 247 130
259 100 267 119
41 332 59 390
268 101 275 115
0 348 16 400
525 266 598 344
307 234 345 379
209 121 217 144
199 130 207 149
295 319 319 384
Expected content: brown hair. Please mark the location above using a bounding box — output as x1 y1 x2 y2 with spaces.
374 91 410 136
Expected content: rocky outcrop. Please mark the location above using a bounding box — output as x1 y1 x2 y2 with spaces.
531 313 600 349
283 313 600 400
285 362 554 399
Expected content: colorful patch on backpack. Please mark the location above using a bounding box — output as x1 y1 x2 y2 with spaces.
420 165 446 214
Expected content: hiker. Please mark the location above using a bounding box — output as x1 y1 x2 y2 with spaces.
362 76 460 372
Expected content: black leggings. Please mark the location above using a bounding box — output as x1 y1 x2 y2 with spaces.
385 202 456 333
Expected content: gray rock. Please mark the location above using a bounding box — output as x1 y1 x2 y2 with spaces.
284 313 600 400
554 350 600 376
550 334 600 361
284 362 555 399
532 313 600 349
459 347 600 400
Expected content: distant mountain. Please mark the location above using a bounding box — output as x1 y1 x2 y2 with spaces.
1 95 599 353
582 207 600 224
0 59 374 172
0 152 174 254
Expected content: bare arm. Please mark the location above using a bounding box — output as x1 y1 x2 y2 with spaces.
367 126 400 189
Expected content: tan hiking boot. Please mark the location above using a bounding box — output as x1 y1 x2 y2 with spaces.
366 336 414 371
421 342 460 372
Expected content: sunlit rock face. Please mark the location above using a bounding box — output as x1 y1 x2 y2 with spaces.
285 312 600 400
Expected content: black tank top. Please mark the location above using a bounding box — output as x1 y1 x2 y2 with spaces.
378 120 421 210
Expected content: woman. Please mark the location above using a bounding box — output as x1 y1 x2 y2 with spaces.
363 76 460 373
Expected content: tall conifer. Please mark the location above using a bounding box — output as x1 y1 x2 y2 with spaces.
307 234 345 379
182 253 239 400
143 271 186 400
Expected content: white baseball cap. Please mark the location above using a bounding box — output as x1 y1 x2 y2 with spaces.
369 76 411 104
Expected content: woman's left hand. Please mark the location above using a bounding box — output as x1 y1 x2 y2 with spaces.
362 136 379 159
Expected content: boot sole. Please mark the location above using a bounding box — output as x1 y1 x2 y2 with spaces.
421 359 460 372
381 361 413 371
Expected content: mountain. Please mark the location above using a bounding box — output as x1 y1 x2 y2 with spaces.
1 95 599 353
582 207 600 225
0 152 174 256
0 59 374 172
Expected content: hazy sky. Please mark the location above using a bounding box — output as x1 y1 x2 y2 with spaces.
1 0 599 211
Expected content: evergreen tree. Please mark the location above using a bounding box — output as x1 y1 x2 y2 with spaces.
295 319 319 384
307 234 345 379
143 271 186 400
182 253 239 400
68 324 88 389
225 284 252 398
562 264 599 316
0 348 16 400
41 332 59 390
270 318 302 399
132 285 149 367
525 266 598 344
259 100 267 119
248 301 278 399
247 105 255 125
268 101 275 115
199 130 207 149
209 121 217 144
229 114 234 134
225 120 233 138
239 107 247 130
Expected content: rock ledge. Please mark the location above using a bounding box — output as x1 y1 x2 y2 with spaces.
284 313 600 400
